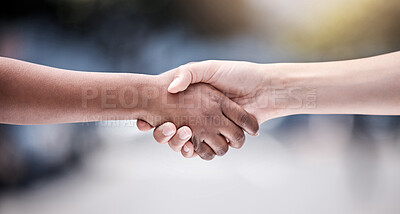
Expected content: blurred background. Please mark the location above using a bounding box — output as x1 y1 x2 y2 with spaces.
1 0 400 213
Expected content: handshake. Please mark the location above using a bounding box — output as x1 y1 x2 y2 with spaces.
133 61 265 160
129 60 296 160
83 60 315 160
1 57 307 159
4 52 395 159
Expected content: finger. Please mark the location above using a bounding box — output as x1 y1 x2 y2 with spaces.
181 141 196 158
218 118 246 149
136 120 154 132
205 134 229 157
221 99 259 136
153 122 176 144
167 61 215 93
196 142 216 161
168 126 192 152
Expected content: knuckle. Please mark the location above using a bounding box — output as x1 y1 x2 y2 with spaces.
183 64 196 80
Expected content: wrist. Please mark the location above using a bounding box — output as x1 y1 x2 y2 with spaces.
135 72 176 126
94 73 157 122
258 63 318 119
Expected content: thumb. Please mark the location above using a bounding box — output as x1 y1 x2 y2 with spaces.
167 65 193 93
168 61 217 93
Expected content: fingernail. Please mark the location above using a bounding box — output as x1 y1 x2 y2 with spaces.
162 125 174 136
179 129 190 140
183 145 190 153
168 76 181 91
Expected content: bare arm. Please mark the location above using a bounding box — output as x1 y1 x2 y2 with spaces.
165 51 400 123
274 51 400 118
0 57 153 124
0 57 259 160
145 51 400 157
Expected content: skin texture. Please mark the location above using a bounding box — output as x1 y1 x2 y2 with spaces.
0 57 259 160
141 75 259 160
140 51 400 157
137 61 268 158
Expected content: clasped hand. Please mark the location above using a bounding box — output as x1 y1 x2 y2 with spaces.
138 61 269 160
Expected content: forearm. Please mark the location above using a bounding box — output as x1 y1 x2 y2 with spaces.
0 57 153 125
268 51 400 117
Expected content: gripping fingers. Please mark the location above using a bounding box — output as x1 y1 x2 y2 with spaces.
153 122 176 144
191 135 215 161
168 126 192 152
181 141 197 158
136 119 154 132
205 135 229 156
221 99 259 136
218 119 246 149
196 142 216 161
